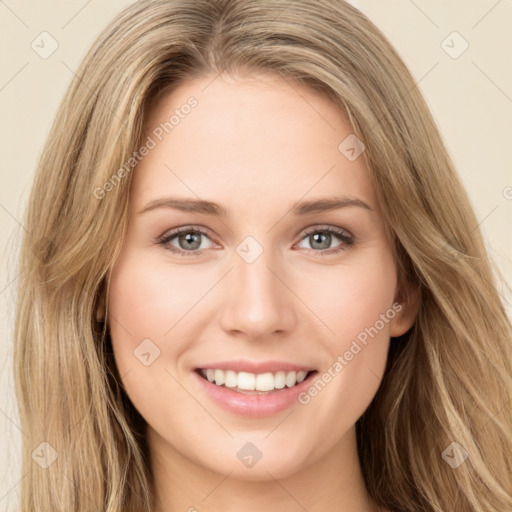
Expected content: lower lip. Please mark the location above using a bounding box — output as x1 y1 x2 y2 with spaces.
192 370 318 417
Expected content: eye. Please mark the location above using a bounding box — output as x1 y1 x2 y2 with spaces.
156 225 215 256
295 226 354 255
156 224 355 257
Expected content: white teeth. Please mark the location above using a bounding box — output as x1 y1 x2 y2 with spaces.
274 371 286 389
296 371 308 384
256 372 275 391
199 368 311 391
285 371 297 387
224 370 237 388
237 372 256 390
214 369 224 386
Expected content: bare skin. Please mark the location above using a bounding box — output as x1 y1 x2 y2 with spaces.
106 72 418 511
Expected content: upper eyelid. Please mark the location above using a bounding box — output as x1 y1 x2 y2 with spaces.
160 224 352 238
159 225 216 242
301 224 352 237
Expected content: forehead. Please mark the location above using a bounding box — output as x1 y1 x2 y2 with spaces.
131 73 377 215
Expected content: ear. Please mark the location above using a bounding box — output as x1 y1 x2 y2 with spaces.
389 280 421 337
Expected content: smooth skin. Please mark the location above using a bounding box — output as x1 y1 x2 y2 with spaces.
106 72 419 512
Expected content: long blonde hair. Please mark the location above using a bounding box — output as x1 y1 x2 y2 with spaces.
13 0 512 510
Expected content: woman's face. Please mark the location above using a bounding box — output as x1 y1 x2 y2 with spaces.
107 72 417 480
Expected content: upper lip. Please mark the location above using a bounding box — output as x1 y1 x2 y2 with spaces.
195 360 316 374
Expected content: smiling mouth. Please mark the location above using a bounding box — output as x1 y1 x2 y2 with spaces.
195 368 318 395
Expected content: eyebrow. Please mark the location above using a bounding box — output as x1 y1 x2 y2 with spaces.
138 195 373 217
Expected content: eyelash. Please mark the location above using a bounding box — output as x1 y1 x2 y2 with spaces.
156 224 355 257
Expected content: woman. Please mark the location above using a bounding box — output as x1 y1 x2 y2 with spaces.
13 0 512 510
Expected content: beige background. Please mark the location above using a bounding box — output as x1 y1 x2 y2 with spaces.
1 1 511 508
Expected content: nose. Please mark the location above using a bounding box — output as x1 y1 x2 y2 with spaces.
218 247 297 341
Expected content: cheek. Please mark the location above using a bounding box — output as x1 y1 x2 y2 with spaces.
304 251 398 351
108 246 208 346
294 249 397 440
107 247 185 380
106 247 202 427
